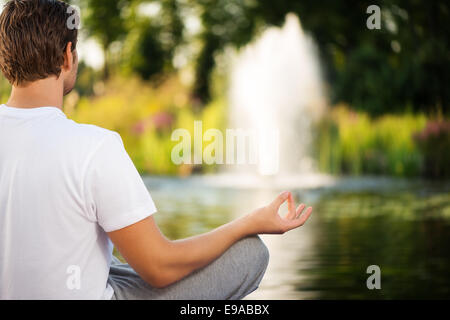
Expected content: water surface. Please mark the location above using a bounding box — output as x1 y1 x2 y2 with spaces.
142 174 450 299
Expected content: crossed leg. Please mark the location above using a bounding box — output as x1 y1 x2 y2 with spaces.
108 235 270 300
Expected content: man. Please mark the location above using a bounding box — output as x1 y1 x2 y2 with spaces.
0 0 313 300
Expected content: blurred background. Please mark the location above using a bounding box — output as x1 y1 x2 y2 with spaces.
1 0 449 299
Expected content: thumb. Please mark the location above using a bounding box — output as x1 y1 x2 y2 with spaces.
270 191 290 209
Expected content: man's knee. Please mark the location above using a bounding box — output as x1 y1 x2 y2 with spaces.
234 235 270 274
227 236 269 299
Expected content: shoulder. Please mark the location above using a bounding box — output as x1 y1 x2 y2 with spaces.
60 120 124 157
67 121 122 144
72 122 119 139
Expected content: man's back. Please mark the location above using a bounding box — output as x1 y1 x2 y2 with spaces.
0 104 156 299
0 0 310 301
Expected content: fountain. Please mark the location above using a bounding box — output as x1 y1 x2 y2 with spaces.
228 13 328 183
149 14 334 192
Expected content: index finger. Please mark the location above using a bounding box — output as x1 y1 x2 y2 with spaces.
286 193 296 219
270 191 290 209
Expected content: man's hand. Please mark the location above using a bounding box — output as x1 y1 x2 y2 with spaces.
245 191 313 235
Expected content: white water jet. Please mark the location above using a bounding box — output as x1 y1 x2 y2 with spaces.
229 13 327 177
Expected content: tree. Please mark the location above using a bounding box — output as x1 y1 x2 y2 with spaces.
79 0 449 114
120 0 184 81
81 0 129 79
192 0 449 114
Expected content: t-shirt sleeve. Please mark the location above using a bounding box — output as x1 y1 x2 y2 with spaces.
83 131 157 232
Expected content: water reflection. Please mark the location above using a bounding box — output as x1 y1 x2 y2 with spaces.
142 175 450 299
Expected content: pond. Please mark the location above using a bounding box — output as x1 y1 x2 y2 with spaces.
141 174 450 299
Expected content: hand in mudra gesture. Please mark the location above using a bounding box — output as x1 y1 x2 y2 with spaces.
247 191 313 235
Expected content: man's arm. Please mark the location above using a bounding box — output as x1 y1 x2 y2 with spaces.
108 191 312 288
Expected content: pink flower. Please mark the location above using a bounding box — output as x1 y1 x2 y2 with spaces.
151 112 174 130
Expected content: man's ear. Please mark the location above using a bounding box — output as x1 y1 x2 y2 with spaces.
63 42 74 72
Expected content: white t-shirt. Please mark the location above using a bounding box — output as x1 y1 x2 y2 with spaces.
0 104 157 299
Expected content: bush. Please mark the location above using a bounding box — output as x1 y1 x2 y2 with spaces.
66 75 226 176
414 121 450 179
316 105 427 177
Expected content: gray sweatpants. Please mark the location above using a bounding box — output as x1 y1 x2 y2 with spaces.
107 235 269 300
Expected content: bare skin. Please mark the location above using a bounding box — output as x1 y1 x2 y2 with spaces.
6 42 78 110
6 41 313 289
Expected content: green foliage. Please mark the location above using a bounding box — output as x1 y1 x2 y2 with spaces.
316 105 428 177
80 0 129 78
74 62 99 97
66 74 226 175
121 0 184 80
0 75 11 101
414 121 450 179
192 0 449 112
77 0 448 113
333 44 399 116
191 0 258 101
81 0 128 48
124 19 167 81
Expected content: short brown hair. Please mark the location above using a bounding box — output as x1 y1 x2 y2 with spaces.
0 0 78 85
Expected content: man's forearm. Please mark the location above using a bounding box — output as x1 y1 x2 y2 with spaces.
161 214 255 286
109 192 311 289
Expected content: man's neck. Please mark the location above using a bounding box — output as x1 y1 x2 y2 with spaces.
6 77 64 110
